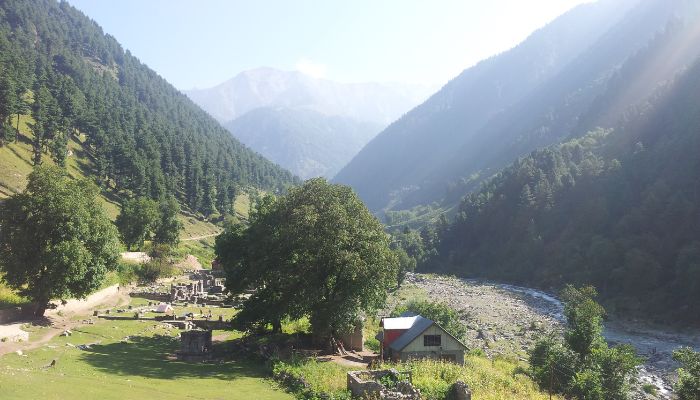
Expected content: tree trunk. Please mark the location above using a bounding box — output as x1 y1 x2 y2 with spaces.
272 319 282 334
34 300 48 317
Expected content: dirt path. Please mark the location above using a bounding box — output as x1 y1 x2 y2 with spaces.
121 251 151 263
181 232 220 241
0 284 130 356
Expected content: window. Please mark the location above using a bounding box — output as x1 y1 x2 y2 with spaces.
423 334 441 346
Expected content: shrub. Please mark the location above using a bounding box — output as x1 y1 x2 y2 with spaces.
673 347 700 400
642 383 657 396
392 299 466 340
135 259 177 283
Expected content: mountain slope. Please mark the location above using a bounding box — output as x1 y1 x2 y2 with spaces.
423 26 700 323
185 68 431 125
225 107 381 179
335 0 697 212
0 0 296 217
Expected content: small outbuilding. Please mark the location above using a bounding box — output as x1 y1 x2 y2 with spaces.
177 329 213 362
377 314 467 364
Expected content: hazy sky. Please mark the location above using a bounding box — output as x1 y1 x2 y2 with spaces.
66 0 592 90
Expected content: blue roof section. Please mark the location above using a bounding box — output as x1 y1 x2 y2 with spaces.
389 315 434 352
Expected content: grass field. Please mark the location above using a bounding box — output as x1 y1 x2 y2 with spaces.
0 300 291 400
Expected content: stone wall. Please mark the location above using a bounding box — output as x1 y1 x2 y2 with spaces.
0 306 33 324
347 369 421 399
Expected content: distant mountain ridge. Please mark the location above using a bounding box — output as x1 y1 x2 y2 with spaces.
334 0 699 212
225 107 381 179
187 68 432 179
185 68 432 125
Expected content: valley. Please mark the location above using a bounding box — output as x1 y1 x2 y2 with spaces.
2 0 700 399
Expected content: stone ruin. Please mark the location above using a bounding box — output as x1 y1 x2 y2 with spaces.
176 329 213 362
347 369 471 400
170 271 227 304
347 369 421 399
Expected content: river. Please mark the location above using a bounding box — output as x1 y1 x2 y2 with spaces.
406 273 700 399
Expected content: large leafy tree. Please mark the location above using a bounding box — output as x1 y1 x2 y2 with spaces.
529 286 640 400
153 195 183 246
115 196 159 250
0 166 120 316
216 178 399 339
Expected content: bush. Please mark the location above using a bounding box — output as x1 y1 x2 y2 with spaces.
365 336 380 352
673 347 700 400
135 259 177 283
148 243 175 260
392 299 466 340
272 357 352 399
642 383 657 396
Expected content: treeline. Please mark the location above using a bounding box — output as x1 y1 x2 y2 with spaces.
0 0 296 215
411 56 700 324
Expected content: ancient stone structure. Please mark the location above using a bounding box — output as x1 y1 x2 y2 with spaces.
176 329 213 362
451 381 472 400
170 272 227 304
347 369 420 399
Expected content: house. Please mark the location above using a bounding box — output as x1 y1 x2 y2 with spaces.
376 314 467 364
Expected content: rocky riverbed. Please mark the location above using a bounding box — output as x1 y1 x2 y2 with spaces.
405 273 700 399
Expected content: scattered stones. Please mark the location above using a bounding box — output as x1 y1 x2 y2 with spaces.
451 381 472 400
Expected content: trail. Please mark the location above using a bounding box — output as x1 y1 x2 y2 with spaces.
181 232 220 241
0 284 130 356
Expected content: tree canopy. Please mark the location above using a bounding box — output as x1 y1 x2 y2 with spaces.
216 178 398 339
391 299 466 340
529 286 640 400
115 196 159 250
0 166 120 315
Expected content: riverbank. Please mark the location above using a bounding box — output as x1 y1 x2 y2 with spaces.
405 273 700 399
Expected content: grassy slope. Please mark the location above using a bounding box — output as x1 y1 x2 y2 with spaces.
0 115 216 230
0 300 291 400
0 115 232 306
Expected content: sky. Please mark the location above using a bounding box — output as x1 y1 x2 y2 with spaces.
66 0 593 90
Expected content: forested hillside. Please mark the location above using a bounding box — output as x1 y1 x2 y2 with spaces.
420 45 700 324
226 107 381 179
0 0 296 217
335 0 699 213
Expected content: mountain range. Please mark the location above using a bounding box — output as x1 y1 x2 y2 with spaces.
185 68 432 179
425 18 700 322
334 0 699 213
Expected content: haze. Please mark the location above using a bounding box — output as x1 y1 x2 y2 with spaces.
67 0 592 89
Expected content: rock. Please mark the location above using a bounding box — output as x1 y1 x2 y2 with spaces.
15 350 23 356
452 381 472 400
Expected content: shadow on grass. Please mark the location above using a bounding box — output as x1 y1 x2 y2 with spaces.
80 334 270 380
